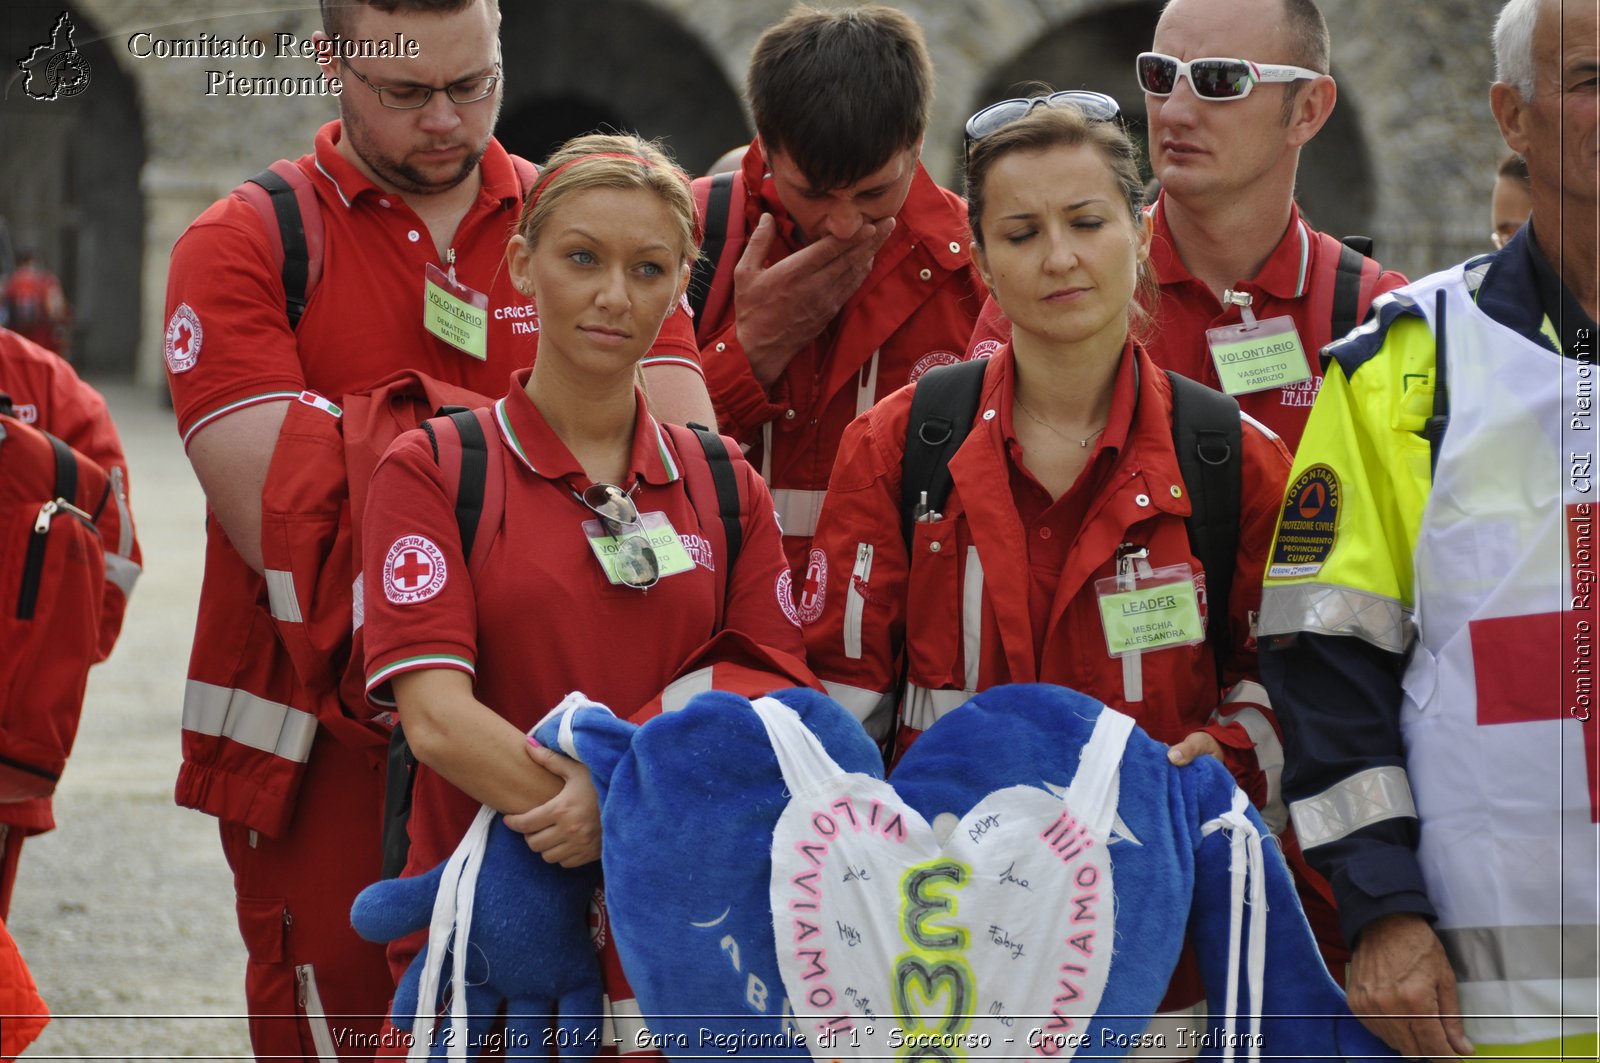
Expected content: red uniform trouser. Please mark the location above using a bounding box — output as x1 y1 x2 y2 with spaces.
221 731 392 1061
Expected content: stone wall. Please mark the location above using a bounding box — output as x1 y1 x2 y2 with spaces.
0 0 1508 387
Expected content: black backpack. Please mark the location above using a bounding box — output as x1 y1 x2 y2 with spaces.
898 359 1242 678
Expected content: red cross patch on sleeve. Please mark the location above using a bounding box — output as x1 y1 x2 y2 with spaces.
384 534 448 605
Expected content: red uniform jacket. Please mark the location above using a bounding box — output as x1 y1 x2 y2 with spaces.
804 344 1292 795
693 142 985 579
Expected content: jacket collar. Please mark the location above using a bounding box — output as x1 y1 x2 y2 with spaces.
1479 222 1599 359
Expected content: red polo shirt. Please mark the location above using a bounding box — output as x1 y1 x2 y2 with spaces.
966 198 1407 450
166 121 699 445
362 370 802 873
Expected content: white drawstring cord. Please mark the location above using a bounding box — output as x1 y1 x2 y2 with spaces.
1200 788 1267 1063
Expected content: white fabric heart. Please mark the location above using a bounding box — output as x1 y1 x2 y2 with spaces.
758 697 1133 1060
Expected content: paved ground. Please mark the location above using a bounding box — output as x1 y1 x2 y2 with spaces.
9 380 253 1061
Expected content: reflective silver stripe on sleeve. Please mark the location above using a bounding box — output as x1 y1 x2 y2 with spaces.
1258 582 1412 654
182 680 317 763
962 545 983 692
660 666 714 714
1213 681 1287 834
350 572 364 632
264 568 303 624
820 679 894 739
1289 765 1417 849
771 488 828 540
104 552 142 598
902 683 970 734
1437 924 1600 984
110 465 134 557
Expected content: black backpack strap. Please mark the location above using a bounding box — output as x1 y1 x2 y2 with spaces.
1332 236 1371 346
47 431 77 505
445 408 488 560
381 404 489 880
900 360 988 551
687 172 736 323
1166 371 1242 679
685 422 742 570
245 167 310 330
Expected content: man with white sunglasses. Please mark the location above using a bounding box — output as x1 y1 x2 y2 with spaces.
1138 0 1406 451
965 0 1405 453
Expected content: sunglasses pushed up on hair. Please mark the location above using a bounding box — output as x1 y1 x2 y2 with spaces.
1135 52 1321 101
963 90 1121 159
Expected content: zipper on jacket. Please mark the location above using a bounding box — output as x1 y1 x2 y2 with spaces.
17 498 95 620
294 964 340 1062
844 542 874 659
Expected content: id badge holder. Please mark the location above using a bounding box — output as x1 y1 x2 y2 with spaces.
1094 561 1206 658
424 254 490 361
581 512 697 585
1205 290 1312 395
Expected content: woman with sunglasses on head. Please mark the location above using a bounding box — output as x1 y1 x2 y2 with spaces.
804 98 1293 1046
359 132 809 1047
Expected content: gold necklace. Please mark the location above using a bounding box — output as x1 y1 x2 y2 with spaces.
1014 395 1107 448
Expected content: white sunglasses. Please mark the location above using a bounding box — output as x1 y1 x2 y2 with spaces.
1136 51 1322 101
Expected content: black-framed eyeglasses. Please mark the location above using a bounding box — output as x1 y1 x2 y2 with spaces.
338 56 500 110
580 482 660 590
963 90 1121 159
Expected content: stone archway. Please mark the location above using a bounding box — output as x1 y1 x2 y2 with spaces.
499 0 747 176
1 2 146 374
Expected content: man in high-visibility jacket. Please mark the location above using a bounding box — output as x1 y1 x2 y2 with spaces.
1258 1 1598 1060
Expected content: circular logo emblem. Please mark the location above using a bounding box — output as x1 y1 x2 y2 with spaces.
909 349 962 384
588 888 608 950
164 303 203 374
777 548 828 627
383 535 448 605
970 338 1003 360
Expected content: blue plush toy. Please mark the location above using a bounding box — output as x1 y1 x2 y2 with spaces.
350 807 604 1060
534 684 1398 1063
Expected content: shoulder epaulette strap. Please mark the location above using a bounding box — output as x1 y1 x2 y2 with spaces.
239 160 323 331
1331 238 1369 346
1323 287 1425 380
688 172 737 324
1166 371 1241 679
683 422 743 571
900 359 988 551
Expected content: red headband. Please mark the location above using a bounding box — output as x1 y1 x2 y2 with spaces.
527 152 688 211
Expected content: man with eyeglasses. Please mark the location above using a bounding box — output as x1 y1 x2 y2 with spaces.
161 1 708 1058
689 4 985 598
1261 0 1599 1059
967 0 1405 455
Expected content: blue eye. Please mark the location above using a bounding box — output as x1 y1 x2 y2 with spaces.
568 249 596 266
638 262 665 277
